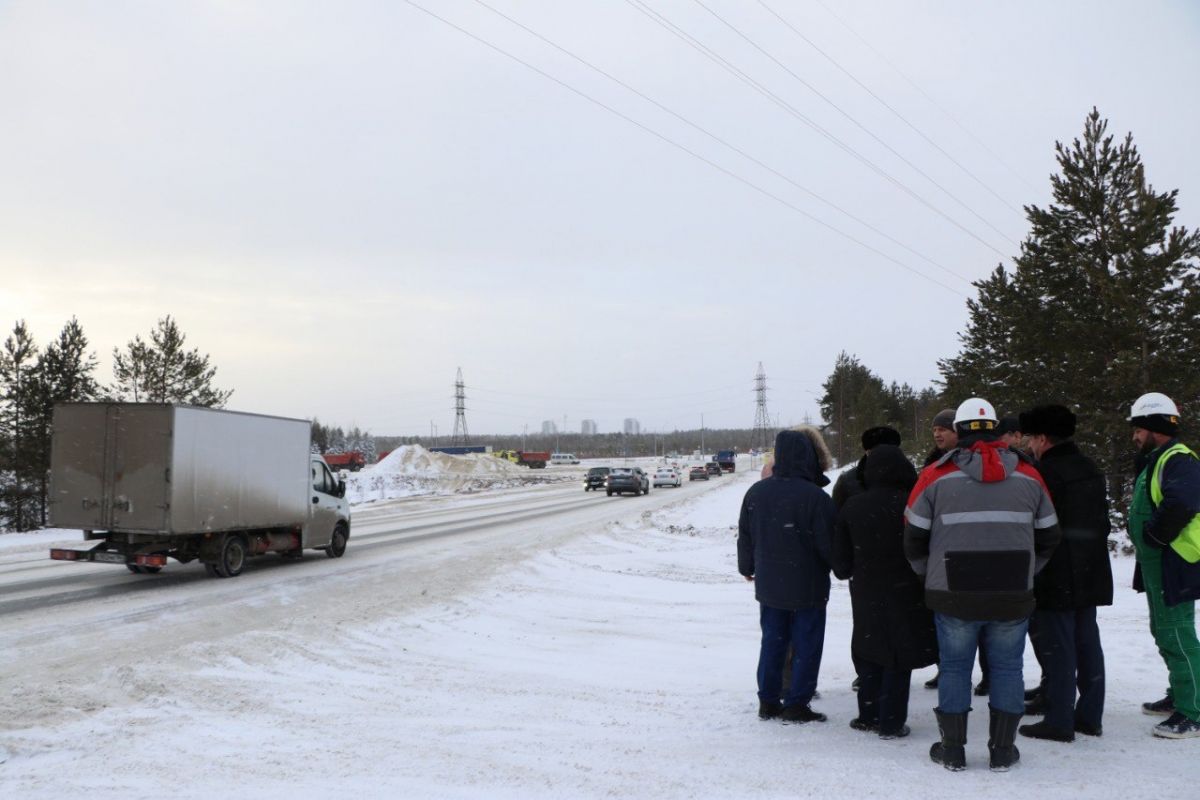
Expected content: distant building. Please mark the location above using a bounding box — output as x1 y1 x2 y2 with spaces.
541 420 557 435
623 418 640 436
581 419 597 435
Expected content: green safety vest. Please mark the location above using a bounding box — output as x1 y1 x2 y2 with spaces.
1149 442 1200 564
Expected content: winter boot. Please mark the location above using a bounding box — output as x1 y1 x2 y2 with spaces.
1152 712 1200 739
779 704 827 724
758 700 782 720
929 709 968 771
988 706 1022 772
1018 719 1073 742
1142 690 1175 717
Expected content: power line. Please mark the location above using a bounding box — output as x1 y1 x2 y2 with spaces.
468 0 973 286
626 0 1011 259
811 0 1039 195
755 0 1025 217
401 0 967 296
689 0 1018 246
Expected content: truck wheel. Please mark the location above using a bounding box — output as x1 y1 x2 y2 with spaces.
126 564 143 574
212 534 247 578
325 524 348 558
606 489 613 497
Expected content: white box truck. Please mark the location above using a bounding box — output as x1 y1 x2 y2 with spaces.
48 403 351 577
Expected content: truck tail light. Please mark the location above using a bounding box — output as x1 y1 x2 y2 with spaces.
50 549 79 561
135 554 168 568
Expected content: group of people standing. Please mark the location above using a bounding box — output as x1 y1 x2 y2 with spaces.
737 392 1200 772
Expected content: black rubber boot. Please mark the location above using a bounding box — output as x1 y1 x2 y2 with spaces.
988 706 1022 772
930 709 968 771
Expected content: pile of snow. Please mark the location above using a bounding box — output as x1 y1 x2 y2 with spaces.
373 445 528 477
344 445 569 503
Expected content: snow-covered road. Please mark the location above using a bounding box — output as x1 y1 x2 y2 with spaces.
1 464 1196 798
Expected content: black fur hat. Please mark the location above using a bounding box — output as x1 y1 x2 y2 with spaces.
995 416 1021 436
1020 405 1077 439
861 425 902 451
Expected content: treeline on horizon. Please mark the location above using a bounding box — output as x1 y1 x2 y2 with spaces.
3 110 1198 531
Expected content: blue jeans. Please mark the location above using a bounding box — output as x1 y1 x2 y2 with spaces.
934 613 1028 715
757 604 826 707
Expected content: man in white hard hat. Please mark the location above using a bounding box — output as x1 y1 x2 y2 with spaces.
1127 392 1200 739
904 398 1061 772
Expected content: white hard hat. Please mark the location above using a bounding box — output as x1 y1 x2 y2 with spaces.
954 397 998 432
1128 392 1180 421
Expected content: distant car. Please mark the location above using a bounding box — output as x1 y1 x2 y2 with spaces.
584 466 611 491
689 466 709 481
705 462 722 477
552 453 580 465
607 467 650 496
653 467 681 488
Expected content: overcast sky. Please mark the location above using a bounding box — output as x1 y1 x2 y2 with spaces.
3 1 1198 436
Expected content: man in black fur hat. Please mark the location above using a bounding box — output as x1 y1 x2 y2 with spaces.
1017 404 1112 742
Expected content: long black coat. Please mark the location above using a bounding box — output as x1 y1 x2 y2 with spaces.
833 445 938 670
738 429 835 610
1033 441 1114 610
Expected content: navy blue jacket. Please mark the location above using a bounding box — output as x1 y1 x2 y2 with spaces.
738 430 835 610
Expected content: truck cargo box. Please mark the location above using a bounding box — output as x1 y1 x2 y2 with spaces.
49 404 312 535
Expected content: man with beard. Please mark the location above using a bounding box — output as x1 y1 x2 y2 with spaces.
1127 392 1200 739
1017 405 1112 742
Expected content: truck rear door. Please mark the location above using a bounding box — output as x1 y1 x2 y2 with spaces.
49 404 171 531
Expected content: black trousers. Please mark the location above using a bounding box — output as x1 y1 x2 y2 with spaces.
1029 607 1105 730
856 661 912 735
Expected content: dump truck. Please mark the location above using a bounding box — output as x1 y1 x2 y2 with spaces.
493 449 550 469
323 451 366 471
716 449 737 473
48 403 351 578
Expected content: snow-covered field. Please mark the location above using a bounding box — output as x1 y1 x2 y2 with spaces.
1 464 1196 797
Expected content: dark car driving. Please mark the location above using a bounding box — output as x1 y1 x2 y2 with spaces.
705 461 722 477
584 466 611 491
606 467 650 496
689 466 709 481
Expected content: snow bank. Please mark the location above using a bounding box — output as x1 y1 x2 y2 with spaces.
344 444 571 503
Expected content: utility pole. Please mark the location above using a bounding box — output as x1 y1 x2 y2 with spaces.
701 413 705 455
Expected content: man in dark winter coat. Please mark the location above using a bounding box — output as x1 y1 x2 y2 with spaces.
1017 405 1113 743
832 426 902 510
905 398 1061 772
738 427 836 724
833 445 937 739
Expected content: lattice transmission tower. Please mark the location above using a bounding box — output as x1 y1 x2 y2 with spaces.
752 362 772 451
452 367 469 445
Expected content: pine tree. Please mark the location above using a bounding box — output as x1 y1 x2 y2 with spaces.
111 316 233 407
27 318 101 525
0 322 41 530
939 109 1200 507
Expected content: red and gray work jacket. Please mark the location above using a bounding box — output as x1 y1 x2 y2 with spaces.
903 440 1062 621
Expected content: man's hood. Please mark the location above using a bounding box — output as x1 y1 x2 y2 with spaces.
950 439 1019 483
773 429 829 486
